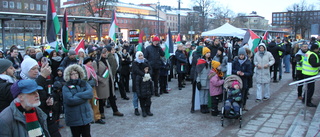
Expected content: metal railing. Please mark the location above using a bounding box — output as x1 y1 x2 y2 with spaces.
289 75 320 120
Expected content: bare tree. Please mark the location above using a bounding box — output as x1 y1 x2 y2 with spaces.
129 14 152 32
231 13 248 28
193 0 215 32
286 0 316 38
181 12 200 34
79 0 117 36
208 6 234 29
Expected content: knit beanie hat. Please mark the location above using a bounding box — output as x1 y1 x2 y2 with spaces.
153 36 160 42
0 59 12 74
196 46 203 56
311 43 319 51
105 45 112 52
232 81 240 88
68 49 76 56
211 60 220 69
238 47 247 56
218 47 224 53
21 57 38 76
202 47 211 56
35 52 43 61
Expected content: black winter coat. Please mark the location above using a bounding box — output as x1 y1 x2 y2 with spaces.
131 59 152 92
144 44 165 69
0 79 14 112
232 57 253 89
136 75 154 98
175 50 188 73
120 53 131 76
267 42 285 61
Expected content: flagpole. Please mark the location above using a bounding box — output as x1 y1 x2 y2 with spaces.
44 0 49 46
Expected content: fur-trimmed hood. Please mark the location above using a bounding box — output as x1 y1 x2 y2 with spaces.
63 64 85 82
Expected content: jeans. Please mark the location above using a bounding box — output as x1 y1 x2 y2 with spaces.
256 83 270 100
132 92 139 109
284 55 291 73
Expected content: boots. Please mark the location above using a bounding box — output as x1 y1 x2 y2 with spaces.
146 106 153 116
200 105 205 114
141 107 147 117
204 105 210 113
134 108 140 116
211 108 219 116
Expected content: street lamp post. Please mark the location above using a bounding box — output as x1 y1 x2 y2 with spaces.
178 0 181 34
157 0 160 36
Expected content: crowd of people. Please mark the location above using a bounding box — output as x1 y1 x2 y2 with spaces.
0 35 320 136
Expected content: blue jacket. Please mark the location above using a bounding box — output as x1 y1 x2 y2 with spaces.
175 50 188 73
63 79 93 127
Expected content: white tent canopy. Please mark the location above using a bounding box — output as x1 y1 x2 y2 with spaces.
201 23 246 37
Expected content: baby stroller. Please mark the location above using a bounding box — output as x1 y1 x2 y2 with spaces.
221 75 243 128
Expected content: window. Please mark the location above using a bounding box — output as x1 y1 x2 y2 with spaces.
17 2 21 9
43 5 46 11
9 1 14 8
36 4 41 10
24 3 28 10
3 1 8 8
30 3 34 10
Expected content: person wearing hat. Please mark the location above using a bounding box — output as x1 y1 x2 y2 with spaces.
0 59 17 112
0 79 50 137
190 46 203 113
254 43 275 102
82 57 105 124
59 49 78 70
232 47 253 111
144 36 165 97
92 48 124 118
62 64 93 136
208 60 224 116
213 47 228 76
224 80 242 117
196 47 211 114
301 43 320 107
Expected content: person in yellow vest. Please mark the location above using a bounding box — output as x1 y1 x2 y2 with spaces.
276 37 285 80
295 44 308 100
302 44 320 107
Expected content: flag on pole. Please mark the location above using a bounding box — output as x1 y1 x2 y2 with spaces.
165 28 173 59
242 29 260 52
75 39 85 55
46 0 60 48
60 9 69 53
137 30 144 52
176 33 181 44
262 31 272 44
108 10 118 42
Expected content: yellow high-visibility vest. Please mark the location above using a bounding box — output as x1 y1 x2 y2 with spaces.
278 43 284 56
302 51 319 76
296 55 304 71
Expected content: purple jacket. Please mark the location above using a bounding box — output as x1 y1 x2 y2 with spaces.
209 70 224 96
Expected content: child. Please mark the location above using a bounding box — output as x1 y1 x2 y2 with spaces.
159 57 169 94
209 60 224 116
136 63 154 117
224 81 242 117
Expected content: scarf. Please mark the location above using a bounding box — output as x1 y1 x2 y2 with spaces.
259 51 265 57
15 102 44 137
84 64 98 85
238 56 247 65
213 68 224 78
0 74 16 83
51 56 62 62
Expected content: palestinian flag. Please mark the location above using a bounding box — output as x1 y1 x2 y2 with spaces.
262 31 272 44
242 29 260 52
176 33 181 44
108 10 118 42
102 68 109 78
165 28 173 59
60 9 69 53
75 39 85 55
46 0 60 48
136 30 144 52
